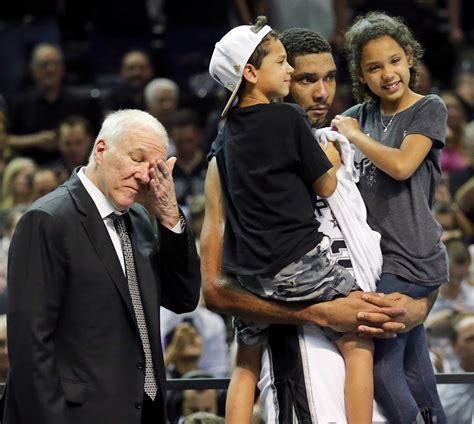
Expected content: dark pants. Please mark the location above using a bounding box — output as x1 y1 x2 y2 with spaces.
374 273 446 424
141 394 164 424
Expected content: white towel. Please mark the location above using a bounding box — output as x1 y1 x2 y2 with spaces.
314 127 382 291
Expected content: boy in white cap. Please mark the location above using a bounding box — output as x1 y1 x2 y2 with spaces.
208 16 373 423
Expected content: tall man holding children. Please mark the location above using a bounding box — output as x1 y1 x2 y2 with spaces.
201 19 443 424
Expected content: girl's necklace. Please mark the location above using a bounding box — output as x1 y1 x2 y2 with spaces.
380 111 397 132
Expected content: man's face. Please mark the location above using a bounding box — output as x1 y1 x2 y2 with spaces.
453 321 474 372
94 127 168 211
182 389 218 417
289 52 336 128
147 88 178 126
120 52 153 89
32 170 58 199
170 125 201 160
31 46 64 91
59 124 93 167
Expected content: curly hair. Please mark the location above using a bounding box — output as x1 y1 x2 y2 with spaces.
344 12 424 104
279 28 332 67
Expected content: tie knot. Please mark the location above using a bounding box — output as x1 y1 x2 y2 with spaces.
109 212 127 222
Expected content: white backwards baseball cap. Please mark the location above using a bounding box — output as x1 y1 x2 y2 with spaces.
209 22 272 117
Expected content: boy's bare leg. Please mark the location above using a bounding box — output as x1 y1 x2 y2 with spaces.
336 334 374 424
226 344 263 424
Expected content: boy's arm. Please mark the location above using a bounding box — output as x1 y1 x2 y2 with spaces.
201 159 410 336
312 141 340 198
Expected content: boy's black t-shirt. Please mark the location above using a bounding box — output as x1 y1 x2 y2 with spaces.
209 102 333 275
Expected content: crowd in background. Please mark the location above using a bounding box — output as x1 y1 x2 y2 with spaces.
0 0 473 422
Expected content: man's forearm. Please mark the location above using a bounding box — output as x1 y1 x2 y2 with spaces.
203 273 319 326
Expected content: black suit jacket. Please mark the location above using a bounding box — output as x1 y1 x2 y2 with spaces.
3 171 201 424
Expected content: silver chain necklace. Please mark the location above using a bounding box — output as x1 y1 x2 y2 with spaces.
380 111 397 132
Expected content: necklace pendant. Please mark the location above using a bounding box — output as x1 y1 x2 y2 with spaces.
383 127 388 133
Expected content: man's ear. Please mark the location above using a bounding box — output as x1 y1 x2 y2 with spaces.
94 139 106 164
242 63 258 84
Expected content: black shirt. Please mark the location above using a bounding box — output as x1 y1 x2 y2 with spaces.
10 87 103 163
209 102 332 275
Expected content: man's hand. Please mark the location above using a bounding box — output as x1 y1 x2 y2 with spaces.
315 291 407 337
138 157 180 229
373 292 431 331
355 291 434 336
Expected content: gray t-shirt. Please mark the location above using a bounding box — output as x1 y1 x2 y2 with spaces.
344 94 448 286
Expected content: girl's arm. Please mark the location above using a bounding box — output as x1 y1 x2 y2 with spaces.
331 115 433 181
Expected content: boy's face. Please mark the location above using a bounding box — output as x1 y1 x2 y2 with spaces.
254 38 294 101
289 52 337 128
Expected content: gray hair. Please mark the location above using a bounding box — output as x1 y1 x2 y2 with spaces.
144 78 179 106
30 43 63 67
88 109 169 163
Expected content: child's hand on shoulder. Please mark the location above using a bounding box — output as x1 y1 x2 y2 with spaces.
331 115 361 141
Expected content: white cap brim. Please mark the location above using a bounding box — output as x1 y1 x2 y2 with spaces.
221 77 243 117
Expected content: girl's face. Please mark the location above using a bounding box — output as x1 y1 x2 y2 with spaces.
359 35 413 111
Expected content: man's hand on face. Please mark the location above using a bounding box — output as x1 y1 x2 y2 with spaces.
138 157 180 228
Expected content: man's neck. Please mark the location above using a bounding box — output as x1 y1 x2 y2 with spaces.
41 85 61 103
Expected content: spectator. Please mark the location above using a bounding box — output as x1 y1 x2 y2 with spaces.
454 71 474 122
164 320 204 379
440 91 469 173
54 115 94 182
0 157 37 210
7 43 102 164
182 388 219 419
0 206 27 310
432 201 472 243
438 314 474 424
102 49 154 112
169 110 208 211
31 167 60 201
145 78 180 131
429 239 474 320
167 370 224 424
416 61 438 96
161 306 230 378
0 0 60 102
450 121 474 195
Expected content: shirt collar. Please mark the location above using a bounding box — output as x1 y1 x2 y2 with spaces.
77 167 123 219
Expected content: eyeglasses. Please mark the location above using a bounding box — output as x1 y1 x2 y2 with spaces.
34 60 63 70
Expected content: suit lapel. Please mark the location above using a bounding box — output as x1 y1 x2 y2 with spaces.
65 171 136 323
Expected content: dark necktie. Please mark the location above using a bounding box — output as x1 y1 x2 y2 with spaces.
110 213 158 400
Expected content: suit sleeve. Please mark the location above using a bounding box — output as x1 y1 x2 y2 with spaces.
156 218 201 313
7 209 69 423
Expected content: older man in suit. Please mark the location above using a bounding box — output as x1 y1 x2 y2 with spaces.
4 109 201 423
